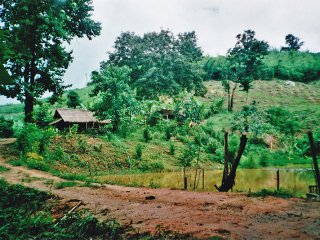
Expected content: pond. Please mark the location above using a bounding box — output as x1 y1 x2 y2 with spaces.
97 168 316 197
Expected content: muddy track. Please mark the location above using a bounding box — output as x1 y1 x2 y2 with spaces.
0 139 319 239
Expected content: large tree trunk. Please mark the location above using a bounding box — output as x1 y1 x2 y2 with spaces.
215 133 247 192
24 90 34 123
24 37 37 123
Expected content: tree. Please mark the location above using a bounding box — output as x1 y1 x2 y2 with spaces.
105 30 205 99
215 132 248 192
224 30 269 111
0 0 101 122
281 34 304 51
91 65 137 133
67 91 81 109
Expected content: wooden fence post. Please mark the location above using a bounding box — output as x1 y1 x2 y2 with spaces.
202 168 205 190
183 167 187 190
276 169 280 191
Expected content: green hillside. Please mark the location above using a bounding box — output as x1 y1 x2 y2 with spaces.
1 80 319 127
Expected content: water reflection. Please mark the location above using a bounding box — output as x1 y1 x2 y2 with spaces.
98 168 315 197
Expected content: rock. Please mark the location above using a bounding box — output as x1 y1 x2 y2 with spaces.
145 195 156 200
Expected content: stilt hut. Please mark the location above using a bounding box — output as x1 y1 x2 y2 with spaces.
49 108 110 131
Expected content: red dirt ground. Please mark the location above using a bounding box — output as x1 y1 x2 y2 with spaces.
0 139 319 239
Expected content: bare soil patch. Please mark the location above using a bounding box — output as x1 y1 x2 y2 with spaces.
0 139 319 239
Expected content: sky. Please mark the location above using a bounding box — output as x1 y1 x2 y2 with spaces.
1 0 320 105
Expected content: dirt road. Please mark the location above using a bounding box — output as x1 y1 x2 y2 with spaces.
0 139 319 239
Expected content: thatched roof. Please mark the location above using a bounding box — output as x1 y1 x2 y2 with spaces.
50 108 110 124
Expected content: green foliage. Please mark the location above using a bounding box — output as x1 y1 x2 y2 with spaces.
232 104 271 135
55 181 78 189
148 181 161 189
91 65 137 133
143 127 152 142
202 55 229 80
265 106 301 136
77 137 89 154
105 30 205 99
179 143 197 167
16 124 56 154
248 189 293 198
206 98 224 117
240 153 258 169
66 90 81 109
34 103 53 127
263 50 320 81
165 121 178 141
139 161 165 172
281 34 304 51
0 116 14 137
69 124 79 134
135 144 143 160
0 0 101 122
227 29 269 92
175 97 205 123
205 138 221 154
0 165 9 172
118 121 134 138
169 142 175 155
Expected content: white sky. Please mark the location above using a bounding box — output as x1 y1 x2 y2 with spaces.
1 0 320 105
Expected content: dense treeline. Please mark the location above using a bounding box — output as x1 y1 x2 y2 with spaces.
203 50 320 82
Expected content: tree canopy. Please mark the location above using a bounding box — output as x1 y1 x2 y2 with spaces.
222 30 269 111
67 90 81 109
103 30 205 99
281 34 304 51
0 0 101 122
227 29 269 92
91 65 137 133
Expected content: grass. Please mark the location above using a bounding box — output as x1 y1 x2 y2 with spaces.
248 189 294 198
0 165 9 172
55 181 78 189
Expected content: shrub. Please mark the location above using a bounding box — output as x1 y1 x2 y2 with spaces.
0 116 14 138
34 103 53 127
165 126 171 141
0 165 9 172
70 124 79 134
259 151 271 167
207 98 224 117
143 127 152 142
16 124 56 154
46 144 67 164
55 181 78 189
240 153 258 169
169 142 175 155
135 144 143 160
248 189 293 198
205 138 221 154
78 137 89 153
118 121 134 138
139 161 164 172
